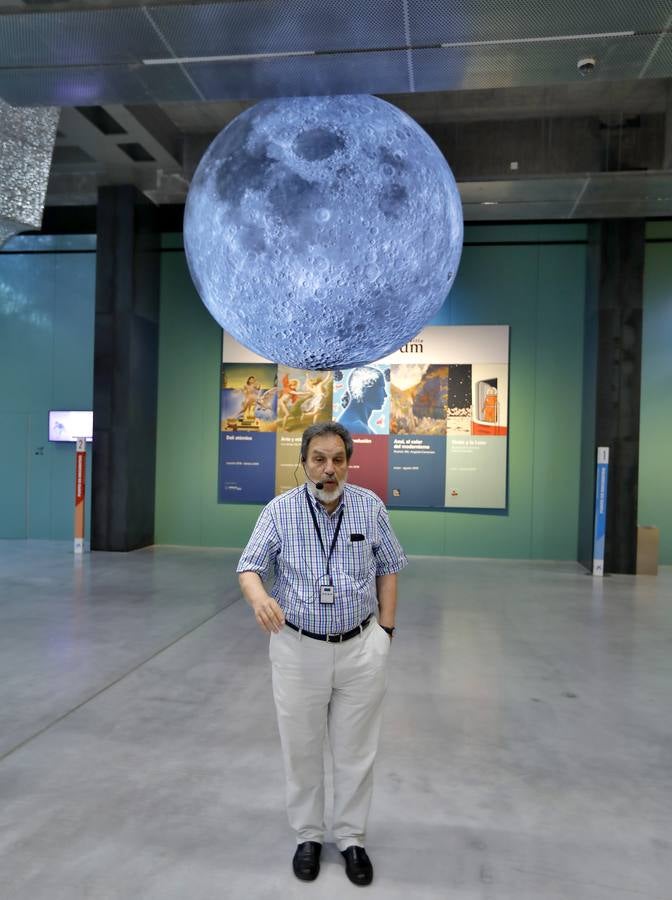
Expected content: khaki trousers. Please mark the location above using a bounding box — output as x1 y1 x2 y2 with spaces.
269 618 390 851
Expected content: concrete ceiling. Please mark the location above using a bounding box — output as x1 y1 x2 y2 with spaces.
2 0 672 220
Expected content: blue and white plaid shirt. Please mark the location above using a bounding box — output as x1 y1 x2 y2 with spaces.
237 483 407 634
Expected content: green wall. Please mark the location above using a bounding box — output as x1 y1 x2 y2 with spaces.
2 221 666 562
0 235 95 540
155 224 588 558
639 222 672 564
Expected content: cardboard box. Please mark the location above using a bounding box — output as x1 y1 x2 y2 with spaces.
636 526 659 575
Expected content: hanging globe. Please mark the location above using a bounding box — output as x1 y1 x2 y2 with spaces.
184 94 463 369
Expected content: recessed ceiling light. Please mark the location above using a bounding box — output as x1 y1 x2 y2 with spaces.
441 30 634 49
143 50 315 66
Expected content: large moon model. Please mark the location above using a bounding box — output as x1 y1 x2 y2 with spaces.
184 95 463 369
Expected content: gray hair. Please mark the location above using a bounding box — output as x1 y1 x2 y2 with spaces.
300 421 354 461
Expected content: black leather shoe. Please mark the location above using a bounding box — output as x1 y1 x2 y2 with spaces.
292 841 322 881
341 846 373 886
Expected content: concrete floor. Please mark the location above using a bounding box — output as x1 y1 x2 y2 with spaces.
0 541 670 900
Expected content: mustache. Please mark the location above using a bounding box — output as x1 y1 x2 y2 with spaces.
308 473 347 498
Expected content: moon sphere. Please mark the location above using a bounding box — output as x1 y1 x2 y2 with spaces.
184 95 463 369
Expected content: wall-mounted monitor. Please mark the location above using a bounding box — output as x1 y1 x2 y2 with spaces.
48 410 93 442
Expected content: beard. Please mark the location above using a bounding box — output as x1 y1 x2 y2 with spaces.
308 474 347 505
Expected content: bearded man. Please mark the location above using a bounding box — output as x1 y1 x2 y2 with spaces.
237 421 407 886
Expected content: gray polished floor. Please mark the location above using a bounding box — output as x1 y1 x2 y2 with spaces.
0 541 670 900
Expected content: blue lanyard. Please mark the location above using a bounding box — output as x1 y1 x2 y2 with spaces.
305 485 344 579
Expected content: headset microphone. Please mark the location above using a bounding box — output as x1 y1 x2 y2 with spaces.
306 468 325 490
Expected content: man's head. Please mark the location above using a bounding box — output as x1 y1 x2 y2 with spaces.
300 421 353 463
300 421 353 505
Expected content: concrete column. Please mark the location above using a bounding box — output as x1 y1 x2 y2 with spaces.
664 82 672 170
578 220 645 574
92 185 160 551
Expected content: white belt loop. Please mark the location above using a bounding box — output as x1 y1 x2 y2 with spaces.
298 627 303 641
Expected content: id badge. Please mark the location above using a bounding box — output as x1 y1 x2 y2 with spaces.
319 584 335 604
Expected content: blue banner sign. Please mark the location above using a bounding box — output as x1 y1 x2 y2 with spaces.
593 447 609 576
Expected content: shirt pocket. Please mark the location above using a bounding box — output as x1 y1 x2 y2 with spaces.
343 540 372 580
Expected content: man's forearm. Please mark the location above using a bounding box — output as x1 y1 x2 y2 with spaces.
239 571 269 607
376 573 397 629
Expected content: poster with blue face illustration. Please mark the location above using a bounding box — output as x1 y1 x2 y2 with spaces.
332 365 390 435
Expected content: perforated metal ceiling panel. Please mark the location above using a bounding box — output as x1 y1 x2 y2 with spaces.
0 7 165 67
184 51 412 101
3 0 672 218
0 0 671 106
407 0 672 43
411 34 662 93
151 0 406 57
644 35 672 77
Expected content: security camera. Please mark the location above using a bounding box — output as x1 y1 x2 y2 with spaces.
577 57 596 76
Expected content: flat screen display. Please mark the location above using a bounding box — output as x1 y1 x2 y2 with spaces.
48 410 93 442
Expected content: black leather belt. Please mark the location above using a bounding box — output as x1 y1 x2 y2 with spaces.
285 614 373 643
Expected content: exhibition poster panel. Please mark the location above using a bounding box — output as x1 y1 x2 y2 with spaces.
390 363 449 436
444 436 507 508
387 435 447 508
218 432 276 503
218 325 509 510
276 366 333 433
347 435 389 503
220 363 278 432
275 433 305 495
333 364 391 434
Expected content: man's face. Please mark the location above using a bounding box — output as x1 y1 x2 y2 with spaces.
305 433 349 502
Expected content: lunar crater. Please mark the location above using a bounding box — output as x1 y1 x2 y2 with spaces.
294 126 346 161
378 183 408 218
215 144 274 206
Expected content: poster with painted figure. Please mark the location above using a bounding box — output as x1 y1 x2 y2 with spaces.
389 364 449 436
276 366 333 434
220 363 278 432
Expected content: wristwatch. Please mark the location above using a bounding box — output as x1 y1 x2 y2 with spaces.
381 625 395 636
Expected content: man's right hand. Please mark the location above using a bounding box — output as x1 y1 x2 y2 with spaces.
239 571 286 634
252 594 285 634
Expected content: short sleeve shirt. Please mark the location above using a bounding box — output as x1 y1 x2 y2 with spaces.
237 483 407 634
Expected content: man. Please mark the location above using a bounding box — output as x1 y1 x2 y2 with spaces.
237 421 407 886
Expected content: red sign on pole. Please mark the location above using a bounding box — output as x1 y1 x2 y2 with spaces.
74 437 86 553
